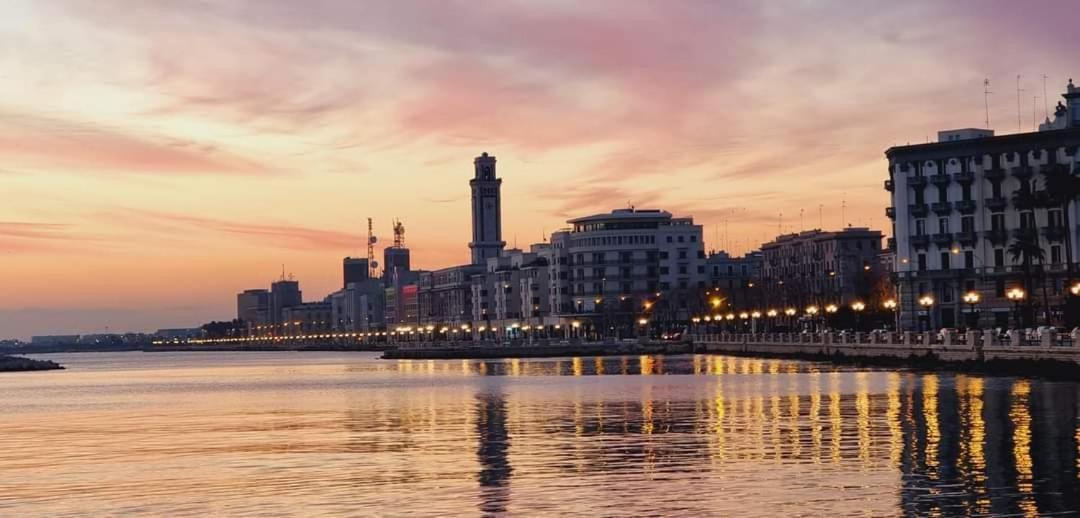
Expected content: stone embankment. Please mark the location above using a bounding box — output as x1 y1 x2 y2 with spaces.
382 339 691 359
693 330 1080 376
0 355 63 372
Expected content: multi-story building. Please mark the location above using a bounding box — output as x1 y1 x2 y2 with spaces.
328 279 385 332
269 279 301 326
342 257 369 287
705 251 763 308
236 289 269 325
546 208 706 333
760 228 883 310
469 247 551 332
885 79 1080 330
280 302 332 335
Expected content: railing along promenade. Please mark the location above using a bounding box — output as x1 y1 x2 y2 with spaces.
691 329 1080 365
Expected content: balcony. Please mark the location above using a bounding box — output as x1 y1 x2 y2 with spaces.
1013 165 1034 179
910 235 930 248
984 167 1006 181
931 174 951 186
985 197 1008 211
984 229 1009 244
1014 227 1039 242
885 207 896 219
932 233 953 247
955 200 977 213
951 171 975 183
908 176 927 188
956 230 978 245
886 237 896 251
909 204 929 217
884 179 894 191
931 201 953 215
1043 226 1067 242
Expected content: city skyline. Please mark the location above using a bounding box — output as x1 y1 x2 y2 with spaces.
3 0 1078 338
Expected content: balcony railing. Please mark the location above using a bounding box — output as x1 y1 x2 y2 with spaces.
931 174 951 186
984 229 1010 244
1042 226 1067 241
931 201 953 215
955 200 977 213
984 167 1006 181
1013 165 1034 179
884 179 894 191
910 204 929 217
985 197 1007 211
908 176 927 188
910 235 930 248
956 230 978 244
885 207 896 219
932 233 953 246
951 171 975 183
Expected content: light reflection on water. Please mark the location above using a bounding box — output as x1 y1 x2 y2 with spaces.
0 352 1078 516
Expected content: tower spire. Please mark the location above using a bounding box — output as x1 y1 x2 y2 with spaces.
469 152 506 264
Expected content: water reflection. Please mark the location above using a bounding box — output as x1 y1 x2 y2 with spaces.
475 388 512 515
1 352 1078 516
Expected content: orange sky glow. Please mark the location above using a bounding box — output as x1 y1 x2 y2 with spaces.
2 0 1077 338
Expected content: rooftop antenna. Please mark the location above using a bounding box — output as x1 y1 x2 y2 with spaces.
1043 74 1049 120
841 196 846 228
1016 75 1024 133
799 208 804 231
281 264 286 281
367 217 377 278
983 78 992 129
818 204 823 229
392 218 405 248
1033 96 1040 131
778 212 783 235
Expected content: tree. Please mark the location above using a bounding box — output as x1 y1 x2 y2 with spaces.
1008 235 1045 327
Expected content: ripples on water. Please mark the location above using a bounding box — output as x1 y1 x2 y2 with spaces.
0 352 1078 517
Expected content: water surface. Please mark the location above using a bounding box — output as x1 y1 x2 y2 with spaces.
1 352 1078 516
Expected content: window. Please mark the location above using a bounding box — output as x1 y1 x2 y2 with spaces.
995 279 1006 297
915 219 926 236
659 267 669 275
991 213 1005 231
677 236 684 243
994 248 1005 267
964 251 974 269
1052 245 1062 264
1020 211 1035 229
690 235 697 242
938 218 949 234
678 250 687 260
940 252 950 270
666 236 673 243
961 216 974 233
678 265 687 275
1049 209 1064 228
917 253 927 271
659 251 669 260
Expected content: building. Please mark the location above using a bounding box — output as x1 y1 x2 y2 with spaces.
705 250 763 308
760 227 884 310
885 79 1080 330
382 247 411 284
469 152 505 265
30 335 80 345
544 208 706 334
328 279 385 332
236 289 269 325
269 279 302 326
343 257 369 287
470 247 552 332
281 302 332 335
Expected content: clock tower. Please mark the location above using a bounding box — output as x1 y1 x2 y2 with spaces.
469 152 505 265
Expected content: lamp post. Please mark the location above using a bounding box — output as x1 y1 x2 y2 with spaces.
1006 287 1026 329
824 304 838 330
751 311 762 333
805 305 819 332
850 301 865 331
766 309 778 332
784 307 797 331
883 299 898 331
918 295 935 332
962 291 980 329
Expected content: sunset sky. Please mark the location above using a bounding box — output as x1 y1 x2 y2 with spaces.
2 0 1078 338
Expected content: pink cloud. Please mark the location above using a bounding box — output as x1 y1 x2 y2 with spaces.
109 210 366 251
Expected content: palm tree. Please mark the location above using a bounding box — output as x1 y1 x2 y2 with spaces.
1040 163 1080 277
1008 234 1046 327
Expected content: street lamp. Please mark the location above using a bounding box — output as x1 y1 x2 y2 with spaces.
962 291 980 329
918 295 935 332
1006 287 1026 329
851 301 865 331
1071 282 1080 296
824 304 838 331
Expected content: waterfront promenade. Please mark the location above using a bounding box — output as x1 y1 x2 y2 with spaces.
692 330 1080 367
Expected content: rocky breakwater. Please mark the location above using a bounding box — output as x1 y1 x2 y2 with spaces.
0 355 63 372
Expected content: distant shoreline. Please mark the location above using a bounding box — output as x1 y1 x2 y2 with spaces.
0 355 64 372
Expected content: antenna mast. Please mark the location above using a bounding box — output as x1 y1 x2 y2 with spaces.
392 219 405 248
1016 75 1024 132
367 217 377 278
984 78 992 129
1043 74 1049 120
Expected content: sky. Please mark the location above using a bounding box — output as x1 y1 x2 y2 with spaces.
2 0 1078 339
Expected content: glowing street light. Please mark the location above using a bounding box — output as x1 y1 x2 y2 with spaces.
825 304 838 314
883 299 897 310
850 301 866 312
806 305 819 316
